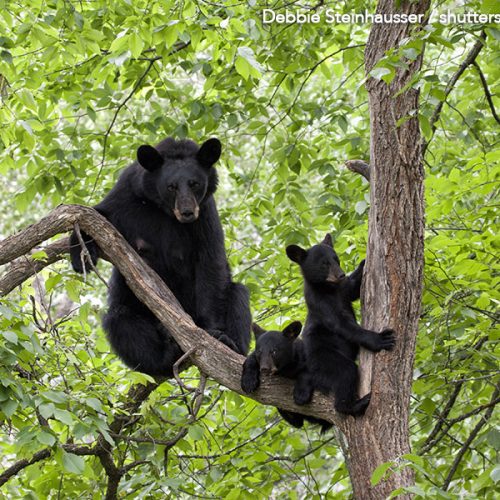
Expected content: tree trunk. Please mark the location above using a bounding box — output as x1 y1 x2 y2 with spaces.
345 1 430 498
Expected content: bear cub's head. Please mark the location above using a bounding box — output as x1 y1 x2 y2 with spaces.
252 321 302 374
286 233 346 285
136 138 221 223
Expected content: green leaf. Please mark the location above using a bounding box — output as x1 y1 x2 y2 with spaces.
130 32 145 59
37 430 56 446
235 56 250 80
1 399 18 418
369 67 391 80
53 409 74 425
2 330 18 344
371 461 394 486
61 450 85 474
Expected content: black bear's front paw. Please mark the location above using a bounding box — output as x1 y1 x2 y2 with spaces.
351 393 371 416
241 363 260 393
293 383 313 406
207 328 224 338
211 331 239 353
70 235 99 274
378 329 396 351
365 329 396 352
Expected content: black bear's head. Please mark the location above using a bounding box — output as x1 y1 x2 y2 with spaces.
136 138 221 223
286 233 346 285
252 321 302 374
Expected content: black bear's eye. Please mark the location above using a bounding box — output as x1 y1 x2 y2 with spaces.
167 185 176 192
188 180 200 189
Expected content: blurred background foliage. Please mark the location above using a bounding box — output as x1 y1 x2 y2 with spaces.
0 0 498 498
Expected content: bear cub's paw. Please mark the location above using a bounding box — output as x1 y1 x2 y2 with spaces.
293 383 313 406
241 364 260 393
379 329 396 351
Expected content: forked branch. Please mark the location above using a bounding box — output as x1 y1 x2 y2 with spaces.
0 205 340 427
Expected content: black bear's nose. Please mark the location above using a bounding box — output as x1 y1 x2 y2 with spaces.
181 210 194 217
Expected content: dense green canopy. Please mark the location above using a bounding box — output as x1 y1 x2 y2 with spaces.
0 1 498 497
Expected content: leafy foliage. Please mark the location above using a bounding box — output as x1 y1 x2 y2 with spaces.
0 0 498 498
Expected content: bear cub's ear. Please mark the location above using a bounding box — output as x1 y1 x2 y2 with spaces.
137 145 164 171
322 233 333 247
197 138 222 167
286 245 307 264
282 321 302 339
252 323 266 339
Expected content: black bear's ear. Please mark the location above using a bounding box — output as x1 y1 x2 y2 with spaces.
322 233 333 247
137 145 164 171
283 321 302 339
197 138 221 168
252 323 266 339
286 245 307 264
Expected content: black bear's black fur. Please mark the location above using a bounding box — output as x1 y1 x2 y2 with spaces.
69 137 251 376
241 322 331 432
286 233 395 416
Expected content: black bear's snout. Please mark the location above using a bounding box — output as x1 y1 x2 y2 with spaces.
326 267 346 284
174 194 200 223
175 210 198 223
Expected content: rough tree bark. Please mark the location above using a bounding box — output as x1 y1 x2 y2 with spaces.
345 1 430 498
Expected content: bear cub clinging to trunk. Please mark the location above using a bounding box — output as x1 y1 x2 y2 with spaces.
286 234 395 416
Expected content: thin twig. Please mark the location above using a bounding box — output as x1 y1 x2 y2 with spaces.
423 31 486 153
442 385 499 490
472 61 500 125
90 41 191 197
73 223 109 289
173 346 197 392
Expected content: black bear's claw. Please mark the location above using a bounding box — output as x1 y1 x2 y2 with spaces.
379 329 396 351
293 385 313 406
213 332 239 353
241 372 259 393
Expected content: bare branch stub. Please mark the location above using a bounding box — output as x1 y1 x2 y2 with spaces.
345 160 371 182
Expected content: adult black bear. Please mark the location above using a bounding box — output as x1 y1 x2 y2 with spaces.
69 137 251 376
241 322 331 431
286 234 395 416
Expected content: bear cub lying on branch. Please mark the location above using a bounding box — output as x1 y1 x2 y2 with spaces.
241 322 331 431
70 137 251 376
286 234 395 416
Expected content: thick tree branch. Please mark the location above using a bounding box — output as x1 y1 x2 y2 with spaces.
0 204 340 427
0 444 94 487
0 237 70 296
